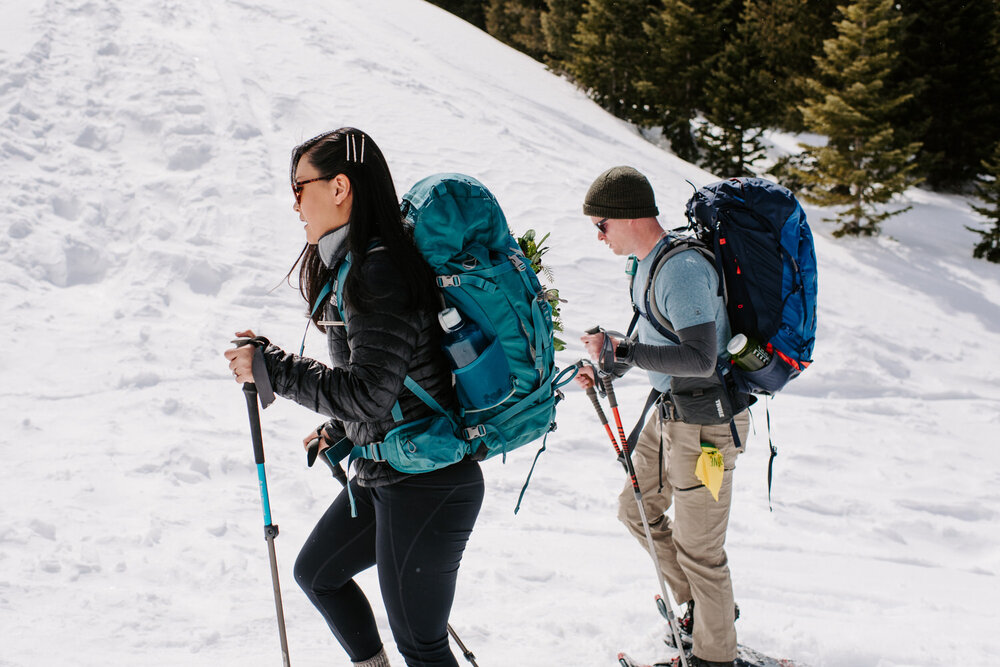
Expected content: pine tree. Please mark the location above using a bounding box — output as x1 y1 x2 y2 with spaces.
566 0 658 124
969 143 1000 263
640 1 701 160
485 0 549 61
641 0 737 161
698 1 777 176
893 0 1000 191
797 0 921 237
741 0 839 131
540 0 587 75
425 0 487 29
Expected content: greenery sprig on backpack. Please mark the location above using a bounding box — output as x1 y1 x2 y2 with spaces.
517 229 566 350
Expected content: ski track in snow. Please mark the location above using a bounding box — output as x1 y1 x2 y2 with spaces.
2 1 999 666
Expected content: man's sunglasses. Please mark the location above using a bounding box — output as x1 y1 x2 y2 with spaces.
593 217 610 233
292 176 332 204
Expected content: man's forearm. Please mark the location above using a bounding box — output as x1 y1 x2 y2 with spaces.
629 321 717 378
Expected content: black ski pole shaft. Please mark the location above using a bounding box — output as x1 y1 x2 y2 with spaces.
447 624 479 666
243 382 291 667
598 375 689 667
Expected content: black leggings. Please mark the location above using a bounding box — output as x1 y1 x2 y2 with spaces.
294 458 484 667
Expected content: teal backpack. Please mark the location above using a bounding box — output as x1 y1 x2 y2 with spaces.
322 173 573 512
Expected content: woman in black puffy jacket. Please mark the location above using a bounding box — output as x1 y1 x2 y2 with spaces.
224 128 484 667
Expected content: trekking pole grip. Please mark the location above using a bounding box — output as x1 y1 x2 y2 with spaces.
585 386 608 426
601 375 618 410
242 383 266 465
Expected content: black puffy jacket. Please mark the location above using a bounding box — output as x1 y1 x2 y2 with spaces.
260 245 455 485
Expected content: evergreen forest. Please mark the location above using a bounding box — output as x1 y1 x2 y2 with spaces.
426 0 1000 260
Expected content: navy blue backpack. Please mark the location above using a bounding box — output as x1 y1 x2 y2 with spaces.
684 177 818 394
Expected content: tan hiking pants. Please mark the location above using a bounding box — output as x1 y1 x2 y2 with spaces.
617 406 750 663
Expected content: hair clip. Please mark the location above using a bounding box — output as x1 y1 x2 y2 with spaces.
345 133 366 163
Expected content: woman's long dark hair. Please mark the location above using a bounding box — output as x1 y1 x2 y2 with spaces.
288 128 438 329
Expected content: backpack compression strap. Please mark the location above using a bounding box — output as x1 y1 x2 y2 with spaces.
512 364 578 515
437 250 551 375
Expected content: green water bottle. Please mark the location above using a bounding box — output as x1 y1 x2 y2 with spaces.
727 333 771 371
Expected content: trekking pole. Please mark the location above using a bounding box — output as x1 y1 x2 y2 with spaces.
580 363 620 455
577 356 689 667
318 441 479 667
599 372 688 666
447 625 480 667
243 382 292 667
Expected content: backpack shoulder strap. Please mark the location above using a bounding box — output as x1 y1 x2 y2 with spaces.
633 234 712 343
330 242 390 318
297 253 352 358
644 244 680 344
331 252 352 320
626 235 675 339
625 254 641 338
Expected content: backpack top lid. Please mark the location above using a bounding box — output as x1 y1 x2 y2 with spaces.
402 173 512 269
686 177 799 237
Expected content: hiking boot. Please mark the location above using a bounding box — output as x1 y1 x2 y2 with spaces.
663 601 694 649
688 655 734 667
663 601 740 650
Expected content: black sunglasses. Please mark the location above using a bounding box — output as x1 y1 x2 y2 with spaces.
594 217 610 233
292 176 332 204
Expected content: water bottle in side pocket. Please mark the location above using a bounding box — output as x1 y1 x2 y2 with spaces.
439 308 512 410
726 333 772 372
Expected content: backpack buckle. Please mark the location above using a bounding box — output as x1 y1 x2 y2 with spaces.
365 442 385 462
437 275 461 288
509 254 526 271
463 425 487 440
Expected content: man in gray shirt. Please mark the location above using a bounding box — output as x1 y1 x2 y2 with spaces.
577 166 750 667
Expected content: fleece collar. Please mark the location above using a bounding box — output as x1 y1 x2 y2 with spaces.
317 225 350 268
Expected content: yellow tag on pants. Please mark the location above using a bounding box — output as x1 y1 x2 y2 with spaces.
695 442 724 501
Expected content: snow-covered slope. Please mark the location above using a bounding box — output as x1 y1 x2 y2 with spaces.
2 1 998 665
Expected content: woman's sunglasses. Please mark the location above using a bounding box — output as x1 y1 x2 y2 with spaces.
292 176 332 204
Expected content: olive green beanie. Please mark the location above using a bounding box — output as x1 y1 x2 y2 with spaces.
583 166 659 219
